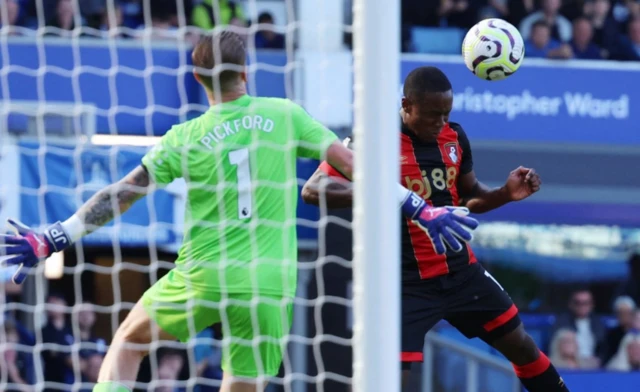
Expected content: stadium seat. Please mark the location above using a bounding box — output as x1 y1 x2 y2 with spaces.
410 27 465 54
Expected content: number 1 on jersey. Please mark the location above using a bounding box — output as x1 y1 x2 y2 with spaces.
229 148 252 219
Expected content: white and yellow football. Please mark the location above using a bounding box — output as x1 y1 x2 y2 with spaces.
462 18 525 81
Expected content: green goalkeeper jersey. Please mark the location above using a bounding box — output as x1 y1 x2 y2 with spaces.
142 95 338 297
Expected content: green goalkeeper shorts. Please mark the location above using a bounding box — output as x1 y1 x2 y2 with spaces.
141 270 293 378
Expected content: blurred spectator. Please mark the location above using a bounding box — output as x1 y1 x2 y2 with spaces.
612 0 640 29
520 0 573 42
606 320 640 371
192 0 245 30
1 278 35 383
492 0 537 28
524 20 574 58
628 340 640 370
228 13 247 42
627 16 640 51
41 293 74 391
401 0 440 28
570 17 604 58
614 16 640 59
137 0 176 38
74 301 107 358
119 0 142 29
1 319 32 391
79 0 107 29
48 0 77 32
78 352 103 392
99 2 124 35
188 327 222 392
561 0 588 20
602 296 637 364
154 349 184 392
616 253 640 301
549 328 599 369
551 288 605 367
485 0 509 19
0 0 23 31
584 0 622 57
253 12 285 49
440 0 477 29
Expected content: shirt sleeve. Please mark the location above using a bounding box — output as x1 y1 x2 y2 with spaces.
141 127 181 186
451 123 473 175
319 161 348 179
318 136 352 179
290 102 339 160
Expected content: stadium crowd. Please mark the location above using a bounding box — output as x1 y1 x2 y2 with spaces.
3 0 639 60
1 277 225 391
402 0 640 60
0 0 286 49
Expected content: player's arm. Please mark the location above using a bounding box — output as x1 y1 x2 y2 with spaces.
458 171 512 213
294 105 478 254
454 124 541 213
1 130 180 284
0 166 154 283
301 137 354 208
301 167 353 208
76 165 151 230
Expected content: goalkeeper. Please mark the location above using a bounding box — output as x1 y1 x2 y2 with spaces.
0 32 478 392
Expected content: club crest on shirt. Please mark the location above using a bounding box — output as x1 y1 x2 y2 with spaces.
444 142 459 164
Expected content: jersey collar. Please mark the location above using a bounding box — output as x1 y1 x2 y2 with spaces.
210 94 252 112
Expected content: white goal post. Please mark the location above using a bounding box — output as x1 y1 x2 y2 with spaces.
352 1 401 392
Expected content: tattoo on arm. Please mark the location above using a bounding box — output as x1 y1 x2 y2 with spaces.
77 165 151 232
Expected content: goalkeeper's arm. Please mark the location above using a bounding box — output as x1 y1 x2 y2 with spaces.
318 141 422 213
64 165 153 241
1 165 155 284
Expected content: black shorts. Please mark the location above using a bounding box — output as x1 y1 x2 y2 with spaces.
401 262 521 366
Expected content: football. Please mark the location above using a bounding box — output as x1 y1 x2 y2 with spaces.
462 18 525 81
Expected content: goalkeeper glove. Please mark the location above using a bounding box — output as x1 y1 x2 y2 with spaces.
1 219 72 284
401 192 478 255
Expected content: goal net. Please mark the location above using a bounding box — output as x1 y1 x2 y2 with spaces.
0 1 399 392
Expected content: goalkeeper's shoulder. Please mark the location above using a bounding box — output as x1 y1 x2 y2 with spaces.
153 115 206 149
250 96 308 113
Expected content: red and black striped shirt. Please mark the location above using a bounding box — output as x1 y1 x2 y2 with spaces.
318 122 478 282
399 122 478 282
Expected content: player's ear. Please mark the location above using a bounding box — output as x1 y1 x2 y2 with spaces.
240 69 248 83
401 97 412 116
193 70 203 85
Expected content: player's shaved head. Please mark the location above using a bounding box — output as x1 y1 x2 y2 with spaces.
192 31 246 93
403 66 452 100
401 66 453 141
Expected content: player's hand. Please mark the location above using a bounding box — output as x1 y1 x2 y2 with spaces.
505 166 541 201
0 219 71 284
401 193 479 254
414 206 478 254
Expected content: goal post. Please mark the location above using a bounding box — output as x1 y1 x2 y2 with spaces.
352 1 401 392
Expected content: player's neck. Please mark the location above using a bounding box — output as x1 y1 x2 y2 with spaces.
403 123 436 144
205 87 248 106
